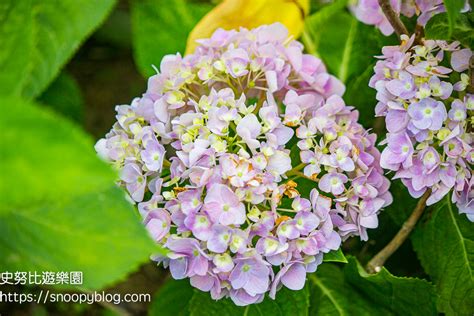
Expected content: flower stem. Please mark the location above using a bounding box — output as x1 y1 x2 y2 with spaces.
301 29 318 57
163 158 171 168
378 0 409 37
291 171 318 182
366 188 431 273
277 208 297 213
286 163 306 177
414 24 425 45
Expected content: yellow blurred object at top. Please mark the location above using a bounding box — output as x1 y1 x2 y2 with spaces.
186 0 310 54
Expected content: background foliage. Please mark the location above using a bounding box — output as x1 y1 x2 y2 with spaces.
0 0 472 315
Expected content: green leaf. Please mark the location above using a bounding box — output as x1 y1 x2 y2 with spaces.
443 0 466 36
310 259 437 316
425 12 474 48
344 257 437 316
315 13 357 83
309 264 388 315
410 196 474 315
150 279 194 316
306 8 389 83
189 292 241 316
94 8 132 49
305 6 396 128
304 0 349 57
131 0 212 77
323 249 348 263
189 285 309 316
0 96 158 290
343 62 378 128
38 72 84 123
0 0 116 99
0 0 33 97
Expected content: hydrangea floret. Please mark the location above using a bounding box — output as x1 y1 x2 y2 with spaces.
370 35 473 220
96 23 392 305
351 0 471 36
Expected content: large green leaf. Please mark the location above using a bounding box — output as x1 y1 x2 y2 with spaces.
310 260 436 316
0 0 33 97
151 260 435 315
38 72 84 123
151 276 340 316
305 6 396 128
411 196 474 315
189 286 309 316
131 0 212 78
425 12 474 48
303 0 348 58
189 285 309 316
343 62 378 128
323 249 348 263
0 0 116 99
443 0 467 36
309 264 388 315
310 12 357 83
345 258 437 316
150 279 195 316
305 7 389 83
189 292 242 316
0 96 158 290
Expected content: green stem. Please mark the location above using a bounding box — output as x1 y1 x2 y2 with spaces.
291 171 318 183
301 29 318 57
277 208 297 213
252 91 266 115
286 163 306 177
163 158 171 168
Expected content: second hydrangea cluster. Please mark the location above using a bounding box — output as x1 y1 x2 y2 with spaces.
371 35 473 220
96 23 392 305
351 0 471 36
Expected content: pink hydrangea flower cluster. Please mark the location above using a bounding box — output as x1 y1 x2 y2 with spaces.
351 0 471 36
371 35 473 220
96 23 392 305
